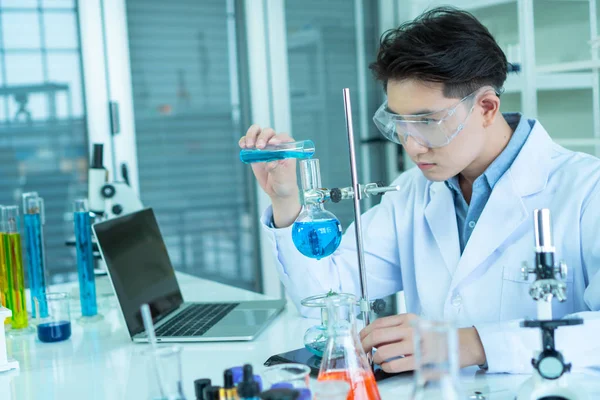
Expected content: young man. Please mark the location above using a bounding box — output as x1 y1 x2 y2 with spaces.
239 7 600 373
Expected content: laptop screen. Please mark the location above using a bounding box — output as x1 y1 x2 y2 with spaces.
93 208 184 337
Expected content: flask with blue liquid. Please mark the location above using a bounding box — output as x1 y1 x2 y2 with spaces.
22 193 48 319
292 159 342 260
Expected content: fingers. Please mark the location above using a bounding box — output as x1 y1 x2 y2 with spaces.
372 338 414 365
362 325 410 353
360 313 418 341
239 125 294 149
239 124 261 148
380 355 415 373
254 127 277 148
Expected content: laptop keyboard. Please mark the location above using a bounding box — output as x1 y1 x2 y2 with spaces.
155 303 239 337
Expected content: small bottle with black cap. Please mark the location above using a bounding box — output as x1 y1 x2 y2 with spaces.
203 386 222 400
237 365 260 400
194 379 211 400
223 369 239 400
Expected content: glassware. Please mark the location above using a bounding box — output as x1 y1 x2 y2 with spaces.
292 159 342 259
312 380 350 400
301 292 356 358
410 320 463 400
36 292 72 343
145 345 186 400
0 206 7 311
22 193 48 318
317 294 380 400
3 206 33 334
73 199 103 322
239 140 315 164
261 363 311 390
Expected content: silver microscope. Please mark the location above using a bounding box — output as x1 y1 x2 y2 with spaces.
517 209 585 400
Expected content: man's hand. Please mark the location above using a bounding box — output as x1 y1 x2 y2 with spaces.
359 314 487 373
360 313 418 372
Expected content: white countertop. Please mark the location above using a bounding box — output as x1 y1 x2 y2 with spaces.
1 273 599 399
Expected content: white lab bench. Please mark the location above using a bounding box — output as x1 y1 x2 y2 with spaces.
1 273 599 400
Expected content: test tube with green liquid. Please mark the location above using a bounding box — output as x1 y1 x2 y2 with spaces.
0 205 8 321
3 206 30 332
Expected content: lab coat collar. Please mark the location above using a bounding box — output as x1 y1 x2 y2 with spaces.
425 181 461 276
508 119 552 197
425 120 553 287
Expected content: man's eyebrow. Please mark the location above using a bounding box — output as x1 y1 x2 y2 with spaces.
388 105 434 116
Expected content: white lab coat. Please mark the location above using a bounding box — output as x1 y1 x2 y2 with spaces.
261 120 600 373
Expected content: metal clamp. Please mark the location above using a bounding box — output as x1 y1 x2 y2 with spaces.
303 183 399 205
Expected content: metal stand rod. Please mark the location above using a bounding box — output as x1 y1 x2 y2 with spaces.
342 88 371 328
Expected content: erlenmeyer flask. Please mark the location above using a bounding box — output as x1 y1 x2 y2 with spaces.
292 159 342 260
317 294 381 400
410 320 462 400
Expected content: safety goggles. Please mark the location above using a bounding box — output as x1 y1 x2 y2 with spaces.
373 86 496 148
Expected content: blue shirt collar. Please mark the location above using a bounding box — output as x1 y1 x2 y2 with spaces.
446 112 532 193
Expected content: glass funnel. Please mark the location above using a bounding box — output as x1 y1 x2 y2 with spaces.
317 294 381 400
292 159 342 260
410 320 463 400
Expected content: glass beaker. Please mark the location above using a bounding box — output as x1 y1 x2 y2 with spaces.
239 140 315 164
36 292 72 343
317 294 380 400
292 159 342 260
261 363 311 390
145 346 186 400
410 320 463 400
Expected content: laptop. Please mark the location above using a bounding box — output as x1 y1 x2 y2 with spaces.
92 207 286 342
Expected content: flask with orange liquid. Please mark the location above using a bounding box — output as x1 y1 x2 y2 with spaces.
317 294 381 400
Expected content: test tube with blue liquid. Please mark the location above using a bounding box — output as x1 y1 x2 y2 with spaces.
73 199 102 323
22 193 48 319
292 159 342 260
240 140 315 163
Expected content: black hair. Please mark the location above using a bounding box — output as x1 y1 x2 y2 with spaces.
369 7 509 98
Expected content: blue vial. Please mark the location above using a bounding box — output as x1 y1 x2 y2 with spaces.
23 193 48 318
74 199 99 319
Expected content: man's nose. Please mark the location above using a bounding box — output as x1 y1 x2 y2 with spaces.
402 135 429 156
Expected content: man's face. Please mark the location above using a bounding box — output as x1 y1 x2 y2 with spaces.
386 79 487 182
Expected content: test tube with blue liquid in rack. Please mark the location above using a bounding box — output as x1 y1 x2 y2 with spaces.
22 192 48 319
240 140 315 163
73 199 102 322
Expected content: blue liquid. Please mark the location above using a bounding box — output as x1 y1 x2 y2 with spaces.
240 149 314 164
74 212 98 317
37 320 71 343
292 219 342 260
23 213 48 318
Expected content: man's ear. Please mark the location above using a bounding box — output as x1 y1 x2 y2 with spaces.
479 90 501 128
